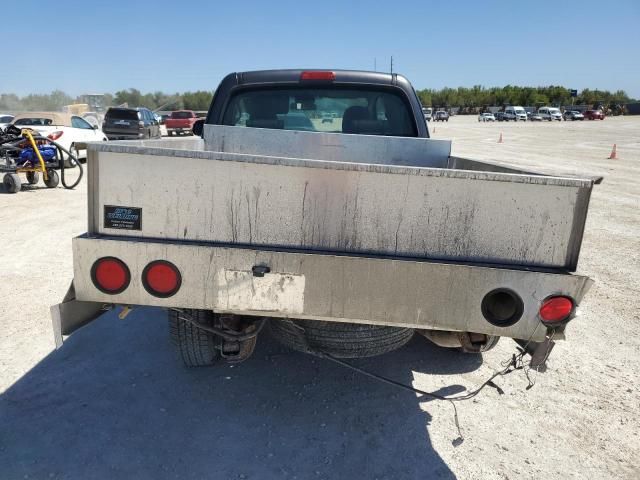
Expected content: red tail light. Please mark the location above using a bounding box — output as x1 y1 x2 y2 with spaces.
91 257 131 294
300 71 336 81
142 260 181 298
539 296 574 324
47 131 64 141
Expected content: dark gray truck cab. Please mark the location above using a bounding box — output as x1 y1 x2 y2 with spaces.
194 69 429 138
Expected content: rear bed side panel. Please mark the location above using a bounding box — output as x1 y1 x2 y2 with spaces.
88 137 593 270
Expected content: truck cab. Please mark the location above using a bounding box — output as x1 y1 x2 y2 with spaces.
203 70 428 138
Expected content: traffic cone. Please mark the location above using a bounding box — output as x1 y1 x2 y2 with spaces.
608 144 617 159
498 132 503 143
433 126 436 133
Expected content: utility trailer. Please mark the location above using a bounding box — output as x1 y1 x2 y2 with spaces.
52 70 597 368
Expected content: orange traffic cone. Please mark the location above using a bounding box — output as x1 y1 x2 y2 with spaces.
433 126 436 133
498 132 503 143
608 144 617 159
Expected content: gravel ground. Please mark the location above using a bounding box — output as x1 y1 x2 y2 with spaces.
1 116 638 479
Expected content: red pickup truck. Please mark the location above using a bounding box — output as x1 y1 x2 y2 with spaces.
165 110 200 135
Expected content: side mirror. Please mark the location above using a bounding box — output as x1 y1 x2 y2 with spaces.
92 125 98 130
192 119 205 137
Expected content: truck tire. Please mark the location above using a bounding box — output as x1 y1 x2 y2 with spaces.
168 309 221 367
269 319 414 358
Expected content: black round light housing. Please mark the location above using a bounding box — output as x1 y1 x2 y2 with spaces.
481 288 524 327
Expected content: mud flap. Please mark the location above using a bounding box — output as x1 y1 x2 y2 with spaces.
515 336 556 371
50 281 111 348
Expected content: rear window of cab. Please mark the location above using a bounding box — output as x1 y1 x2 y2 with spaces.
222 87 417 137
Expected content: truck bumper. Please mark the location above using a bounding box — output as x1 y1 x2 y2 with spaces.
52 235 593 346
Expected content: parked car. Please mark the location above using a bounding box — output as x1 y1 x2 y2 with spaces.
422 107 432 121
433 111 449 122
165 110 200 136
563 110 584 121
0 114 15 131
538 107 563 121
584 109 605 120
528 112 543 121
504 106 527 121
494 112 507 121
478 112 495 122
10 112 107 160
102 107 161 140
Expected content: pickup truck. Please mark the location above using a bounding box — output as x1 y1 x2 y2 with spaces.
165 110 199 136
52 69 598 370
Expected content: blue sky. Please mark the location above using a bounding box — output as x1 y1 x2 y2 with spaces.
4 0 639 97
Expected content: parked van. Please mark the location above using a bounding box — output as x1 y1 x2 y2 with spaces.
538 107 563 121
504 106 527 121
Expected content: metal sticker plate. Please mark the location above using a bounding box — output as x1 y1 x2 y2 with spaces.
216 270 305 314
104 206 142 230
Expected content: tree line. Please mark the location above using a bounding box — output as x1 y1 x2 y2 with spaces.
1 85 635 113
0 89 214 112
416 85 633 111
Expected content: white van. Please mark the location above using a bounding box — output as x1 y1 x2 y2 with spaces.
504 106 527 121
538 107 563 121
422 107 432 121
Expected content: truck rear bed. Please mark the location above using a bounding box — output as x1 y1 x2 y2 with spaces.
87 125 594 271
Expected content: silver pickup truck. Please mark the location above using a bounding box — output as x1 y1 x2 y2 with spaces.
52 70 597 369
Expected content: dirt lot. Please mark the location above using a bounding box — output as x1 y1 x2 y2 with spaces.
1 116 638 479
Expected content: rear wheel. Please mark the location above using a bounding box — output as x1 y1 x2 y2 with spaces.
169 309 222 367
3 173 21 193
269 319 414 358
65 144 79 168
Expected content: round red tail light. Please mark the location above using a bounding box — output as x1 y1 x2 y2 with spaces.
142 260 181 298
539 296 574 324
91 257 131 294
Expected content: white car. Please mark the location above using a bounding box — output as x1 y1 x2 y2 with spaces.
0 114 14 131
537 107 563 121
10 112 107 160
478 112 496 122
